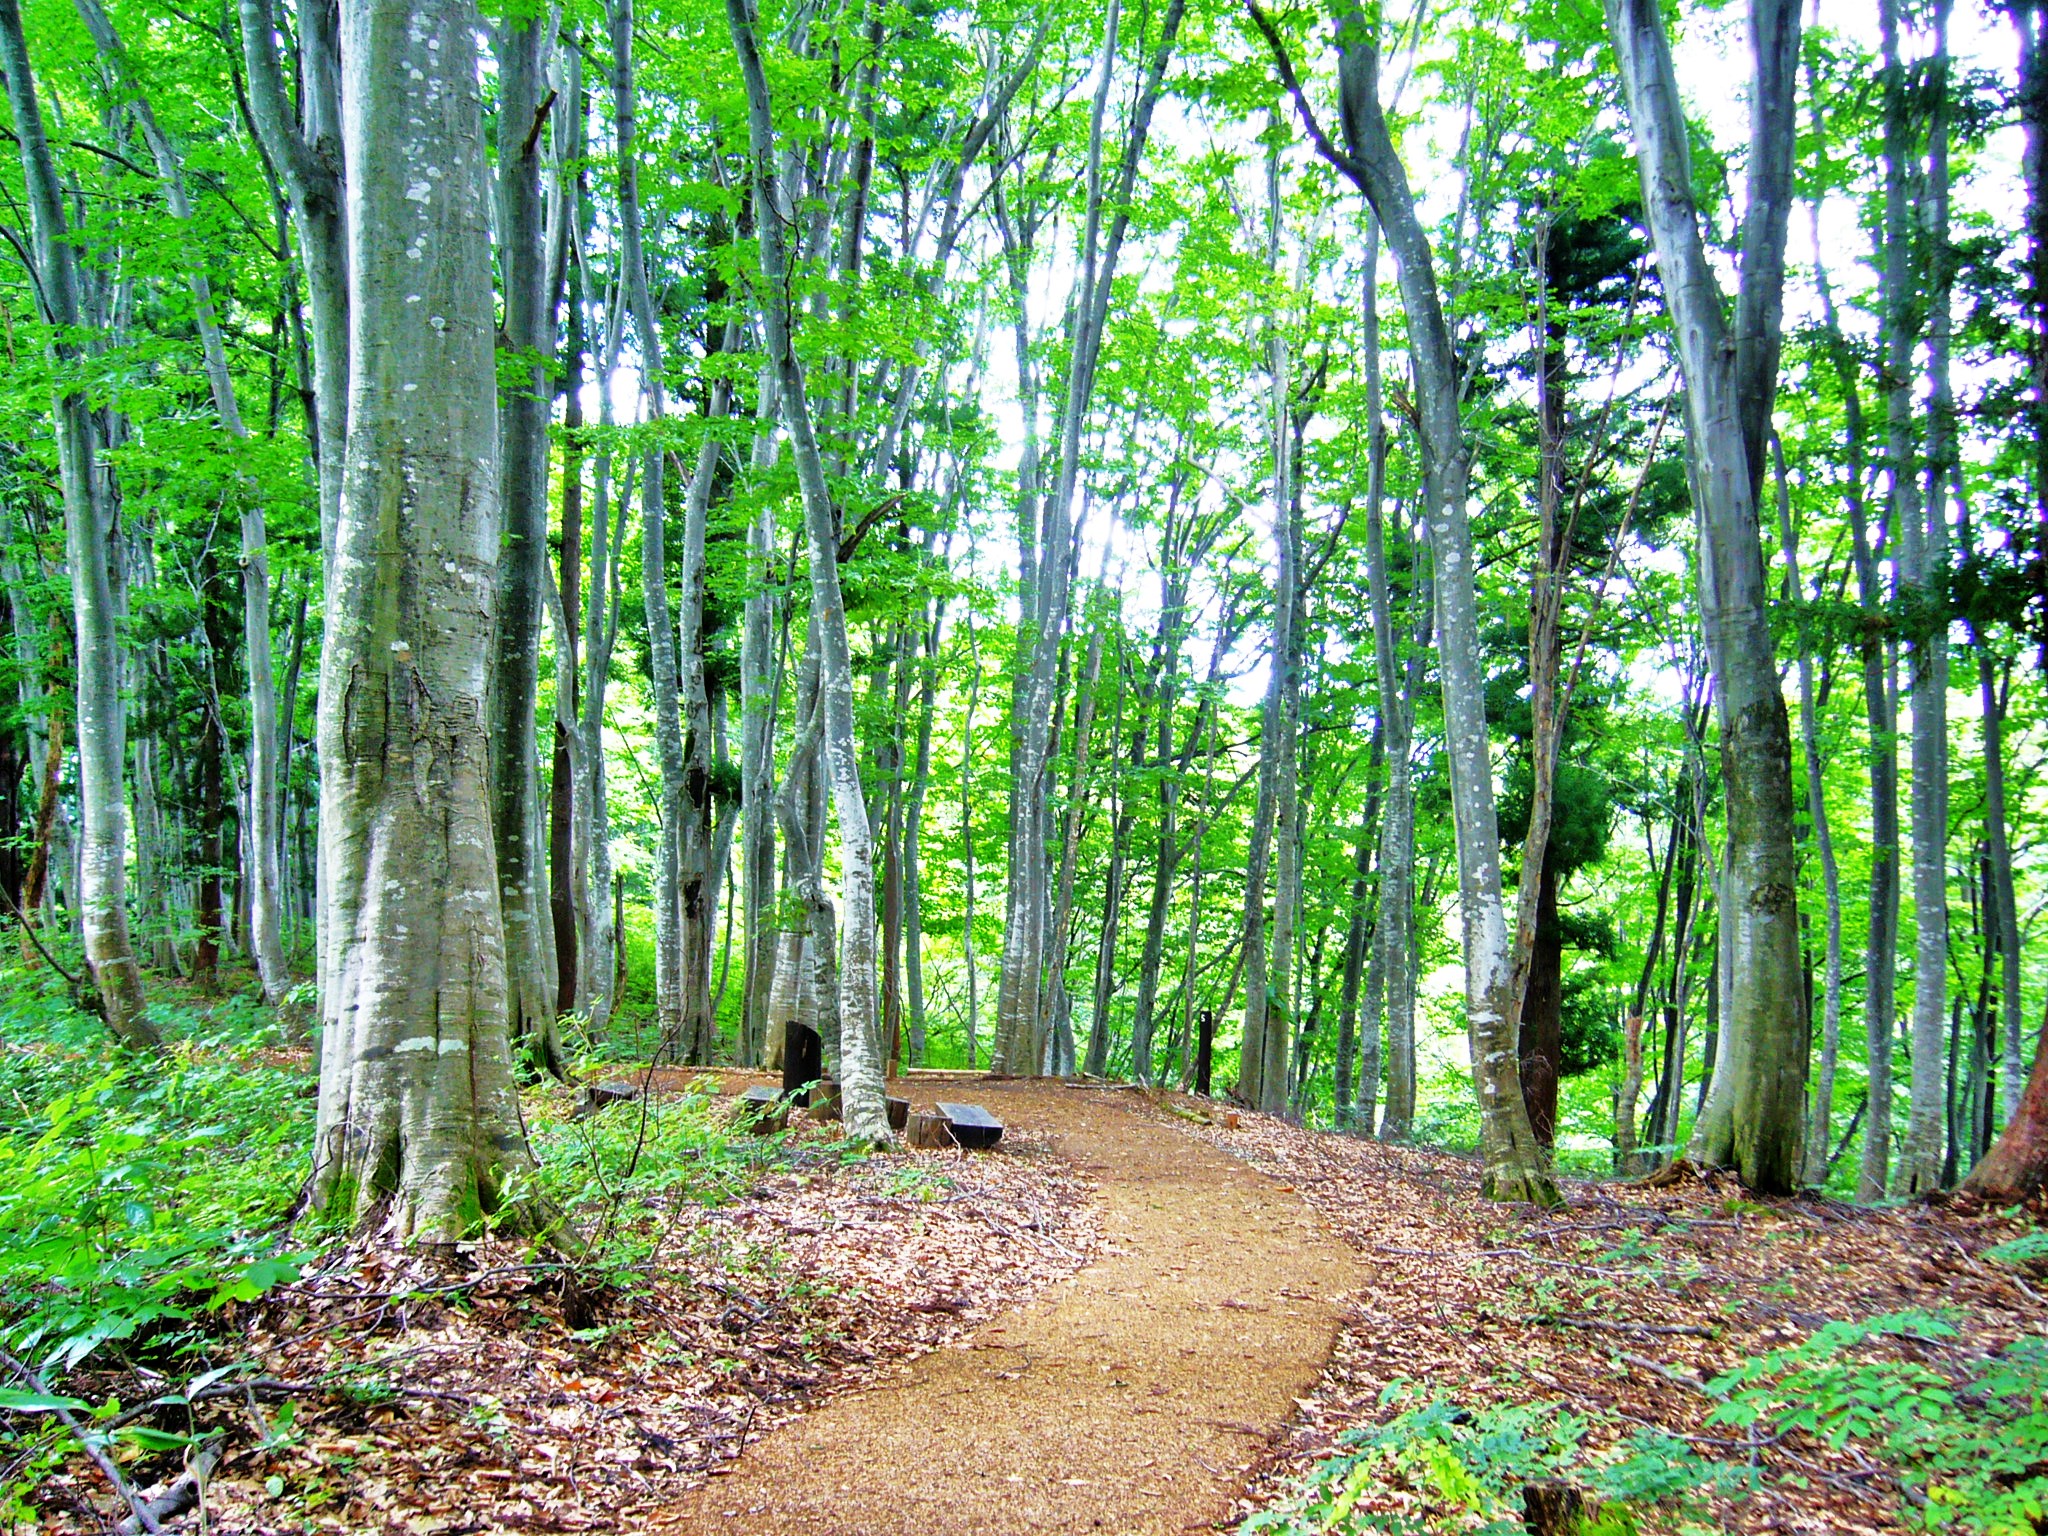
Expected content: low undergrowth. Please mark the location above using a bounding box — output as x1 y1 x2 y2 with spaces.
1245 1315 2048 1535
1 964 1097 1533
1191 1101 2048 1536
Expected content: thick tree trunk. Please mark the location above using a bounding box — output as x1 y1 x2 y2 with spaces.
1609 0 1807 1195
0 0 156 1048
1966 997 2048 1201
311 0 535 1238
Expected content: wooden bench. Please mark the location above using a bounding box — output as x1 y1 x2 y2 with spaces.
935 1101 1003 1149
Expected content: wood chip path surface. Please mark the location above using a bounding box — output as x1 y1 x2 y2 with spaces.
659 1080 1362 1534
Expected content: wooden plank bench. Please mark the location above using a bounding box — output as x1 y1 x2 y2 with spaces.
935 1101 1003 1150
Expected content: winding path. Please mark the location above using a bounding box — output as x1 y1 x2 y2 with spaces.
658 1079 1361 1534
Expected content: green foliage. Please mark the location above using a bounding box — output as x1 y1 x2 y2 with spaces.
1240 1385 1735 1536
0 984 312 1377
1245 1311 2048 1536
1704 1311 2048 1533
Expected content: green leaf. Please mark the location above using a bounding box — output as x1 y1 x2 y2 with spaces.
0 1387 88 1413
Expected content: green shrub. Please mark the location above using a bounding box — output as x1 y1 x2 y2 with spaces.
1241 1385 1735 1536
1706 1310 2048 1534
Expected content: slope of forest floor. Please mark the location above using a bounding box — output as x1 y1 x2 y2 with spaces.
12 1011 2048 1536
1180 1103 2048 1535
19 1061 1101 1535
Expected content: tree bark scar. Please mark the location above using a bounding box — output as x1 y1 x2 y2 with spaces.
1750 881 1796 915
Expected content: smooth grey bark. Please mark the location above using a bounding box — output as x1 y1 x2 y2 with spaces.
674 336 740 1066
1896 0 1955 1195
1776 437 1843 1188
0 0 156 1049
995 0 1188 1076
311 0 534 1237
1049 623 1105 1078
1085 644 1137 1079
74 0 292 1005
1608 0 1808 1194
1253 0 1551 1195
1362 229 1417 1143
1335 796 1376 1132
1240 149 1298 1116
494 14 565 1078
903 583 946 1067
1809 187 1901 1199
729 0 891 1143
577 278 630 1037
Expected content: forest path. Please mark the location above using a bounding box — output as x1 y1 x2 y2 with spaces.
656 1080 1361 1535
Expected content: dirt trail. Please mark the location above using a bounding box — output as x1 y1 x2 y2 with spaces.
658 1080 1361 1535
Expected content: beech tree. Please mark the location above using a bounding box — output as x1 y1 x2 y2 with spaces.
1605 0 1808 1195
308 0 534 1235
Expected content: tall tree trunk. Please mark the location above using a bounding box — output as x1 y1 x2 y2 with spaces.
495 13 565 1079
0 0 157 1049
1362 229 1418 1143
1608 0 1808 1195
608 0 693 1059
236 0 346 565
550 56 588 1026
729 0 891 1142
961 608 982 1068
1776 438 1844 1186
903 592 942 1065
578 304 628 1038
1981 656 2022 1127
740 368 783 1065
77 0 294 1003
311 0 535 1237
1050 626 1106 1076
1334 797 1375 1131
1811 189 1901 1197
1277 1 1552 1197
1896 0 1955 1194
994 0 1187 1077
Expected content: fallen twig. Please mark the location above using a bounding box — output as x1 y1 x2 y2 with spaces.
0 1347 162 1533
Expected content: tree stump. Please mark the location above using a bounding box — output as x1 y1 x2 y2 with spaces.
907 1112 956 1149
782 1022 822 1103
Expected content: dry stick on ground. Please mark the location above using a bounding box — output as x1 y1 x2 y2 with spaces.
0 1347 162 1533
